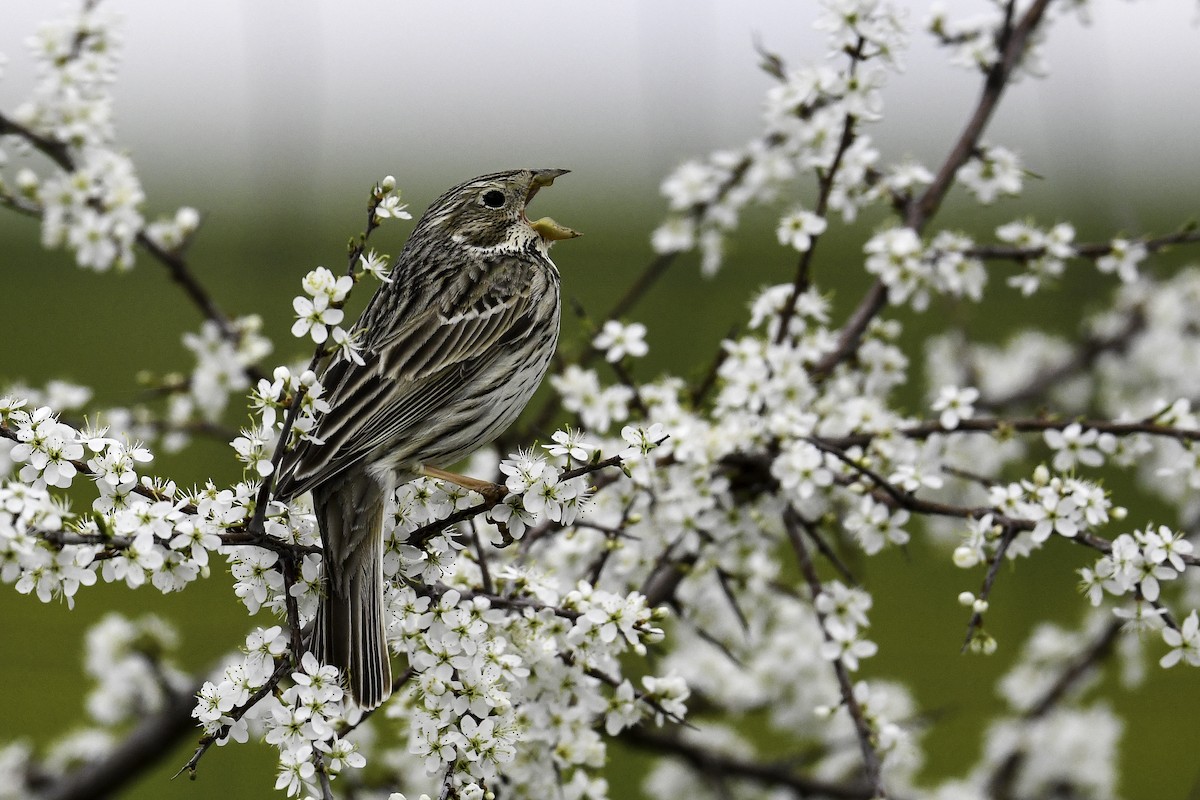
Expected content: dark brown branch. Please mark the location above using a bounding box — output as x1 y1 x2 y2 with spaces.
0 110 74 171
812 0 1054 379
280 549 306 666
783 506 887 798
641 552 698 609
136 230 249 351
605 253 678 324
468 518 495 595
620 727 883 800
966 226 1200 263
961 524 1020 651
1026 618 1122 719
809 281 888 380
775 36 867 344
175 660 292 780
849 415 1200 446
38 681 202 800
907 0 1053 230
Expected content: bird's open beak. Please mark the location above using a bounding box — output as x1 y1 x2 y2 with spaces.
525 169 581 243
530 216 580 242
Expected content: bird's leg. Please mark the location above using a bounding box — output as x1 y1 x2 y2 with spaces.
419 466 507 503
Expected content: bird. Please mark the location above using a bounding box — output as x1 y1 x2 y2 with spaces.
273 169 579 709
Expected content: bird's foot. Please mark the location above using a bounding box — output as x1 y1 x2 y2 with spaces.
419 465 507 504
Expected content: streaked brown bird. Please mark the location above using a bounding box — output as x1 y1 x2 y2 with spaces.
274 169 578 708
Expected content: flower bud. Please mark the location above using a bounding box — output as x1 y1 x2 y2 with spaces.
953 546 979 568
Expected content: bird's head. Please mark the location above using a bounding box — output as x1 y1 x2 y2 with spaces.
417 169 580 252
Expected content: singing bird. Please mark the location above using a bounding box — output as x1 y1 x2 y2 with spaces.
274 170 579 708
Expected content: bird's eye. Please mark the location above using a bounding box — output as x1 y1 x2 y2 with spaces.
481 190 506 209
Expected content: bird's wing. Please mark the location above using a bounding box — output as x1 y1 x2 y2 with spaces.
275 254 547 498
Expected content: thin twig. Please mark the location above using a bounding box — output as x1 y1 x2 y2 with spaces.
1027 618 1122 719
775 35 867 344
0 109 257 362
620 727 884 800
813 0 1055 378
174 660 292 780
783 505 887 798
965 226 1200 263
280 549 306 666
908 0 1054 229
961 523 1019 651
469 518 495 595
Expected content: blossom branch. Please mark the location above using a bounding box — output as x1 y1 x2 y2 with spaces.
0 110 74 171
0 109 257 357
783 505 887 798
406 449 634 548
620 727 884 800
775 36 868 344
174 659 292 780
814 0 1054 378
826 415 1200 449
965 225 1200 263
1026 618 1122 720
280 548 306 665
0 421 183 506
250 188 385 535
907 0 1052 229
962 523 1020 651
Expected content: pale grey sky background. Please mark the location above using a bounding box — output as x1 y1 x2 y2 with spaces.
2 1 1198 217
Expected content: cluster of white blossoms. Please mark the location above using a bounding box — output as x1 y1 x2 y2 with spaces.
955 143 1024 204
550 366 636 433
928 0 1053 77
196 637 366 798
206 427 678 798
1 399 275 605
649 1 907 275
996 220 1078 296
1080 524 1194 606
6 2 1200 800
288 201 403 367
293 267 352 345
0 4 199 274
175 315 275 439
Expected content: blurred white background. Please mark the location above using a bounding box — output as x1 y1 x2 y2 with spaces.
2 1 1198 218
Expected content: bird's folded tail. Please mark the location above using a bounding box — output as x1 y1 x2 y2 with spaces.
311 476 392 710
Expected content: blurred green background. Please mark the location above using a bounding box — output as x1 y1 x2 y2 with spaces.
4 2 1200 798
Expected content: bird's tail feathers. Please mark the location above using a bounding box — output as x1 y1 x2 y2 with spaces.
310 477 392 710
